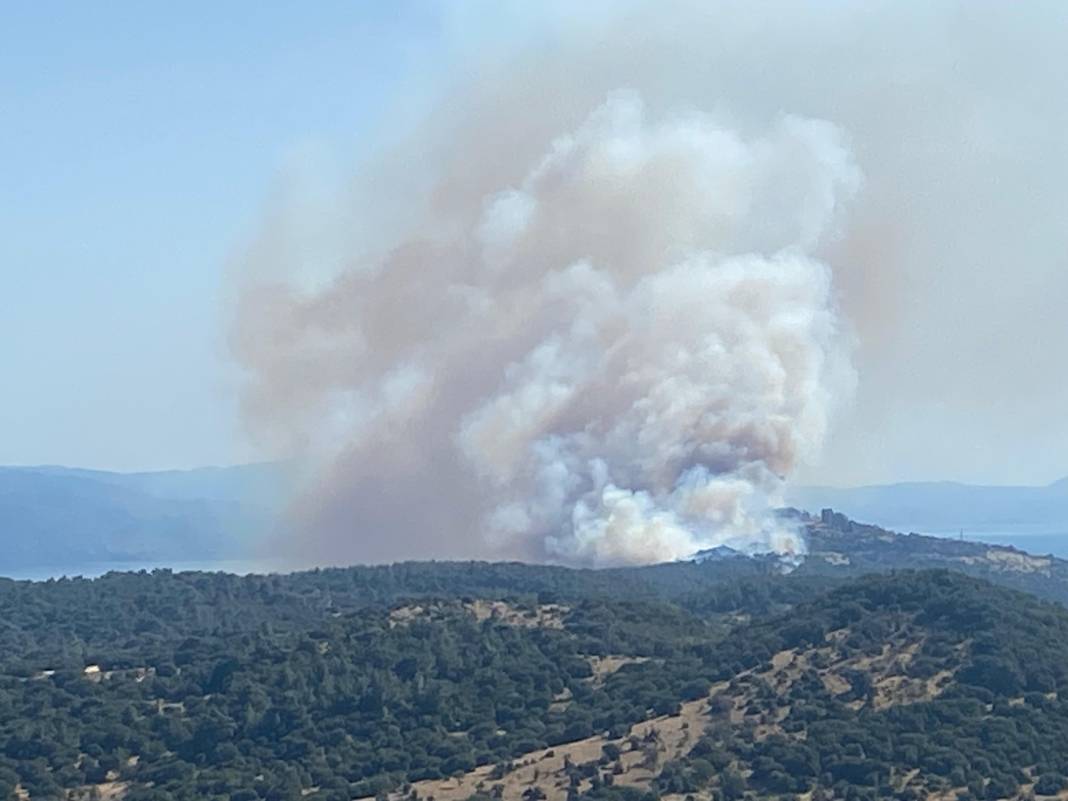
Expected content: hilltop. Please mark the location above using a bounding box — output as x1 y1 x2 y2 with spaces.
788 478 1068 541
797 508 1068 606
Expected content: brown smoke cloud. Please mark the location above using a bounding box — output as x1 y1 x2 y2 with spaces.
233 87 858 567
232 1 1068 566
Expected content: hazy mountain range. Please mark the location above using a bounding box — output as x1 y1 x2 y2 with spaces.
2 463 1067 577
0 463 289 576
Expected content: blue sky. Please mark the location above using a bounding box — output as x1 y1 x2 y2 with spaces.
2 3 454 469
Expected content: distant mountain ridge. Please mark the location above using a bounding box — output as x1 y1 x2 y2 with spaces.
0 463 288 575
4 461 1068 580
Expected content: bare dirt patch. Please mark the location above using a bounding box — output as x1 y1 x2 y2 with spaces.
724 623 958 727
586 655 650 686
362 684 729 801
66 781 128 801
388 602 569 630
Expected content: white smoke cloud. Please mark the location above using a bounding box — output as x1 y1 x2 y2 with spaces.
234 90 858 567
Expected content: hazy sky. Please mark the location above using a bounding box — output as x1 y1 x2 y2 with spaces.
1 2 452 471
4 2 1067 488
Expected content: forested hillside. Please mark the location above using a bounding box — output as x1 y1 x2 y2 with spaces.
5 549 1068 801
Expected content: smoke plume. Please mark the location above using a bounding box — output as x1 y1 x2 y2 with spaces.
233 87 858 567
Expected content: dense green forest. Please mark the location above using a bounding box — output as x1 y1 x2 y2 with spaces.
5 542 1068 801
663 571 1068 801
0 563 803 801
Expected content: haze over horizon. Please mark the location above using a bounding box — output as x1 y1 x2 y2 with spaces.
5 2 1068 531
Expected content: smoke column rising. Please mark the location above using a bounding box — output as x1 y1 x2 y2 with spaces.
234 91 858 567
